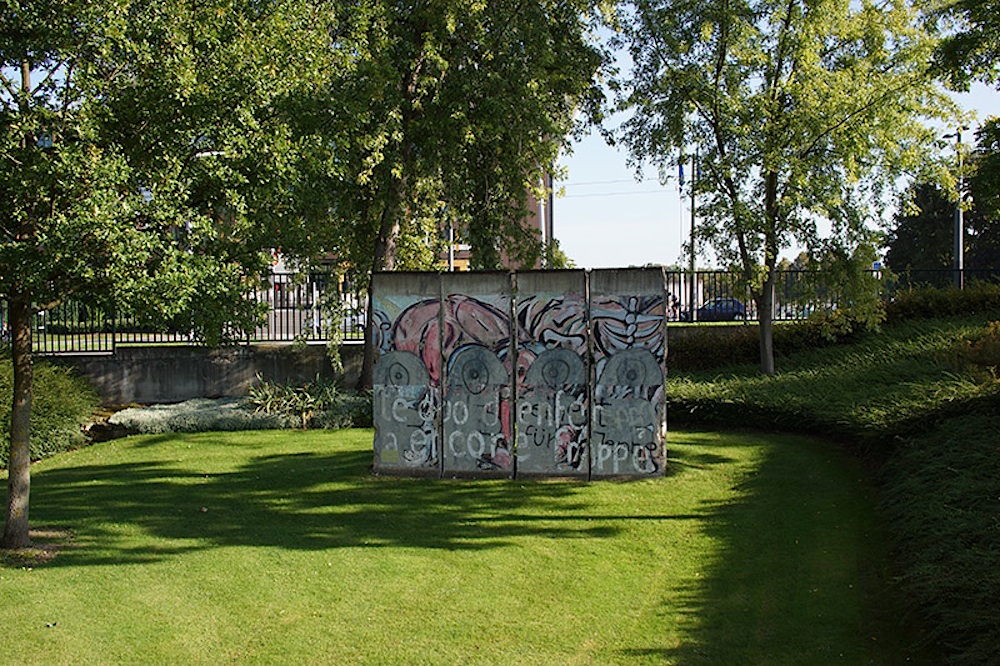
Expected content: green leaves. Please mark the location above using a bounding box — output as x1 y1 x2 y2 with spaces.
319 0 609 273
934 0 1000 88
0 0 350 335
617 0 956 373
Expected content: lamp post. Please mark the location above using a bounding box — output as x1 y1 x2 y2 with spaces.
690 149 696 278
944 126 968 289
680 148 698 320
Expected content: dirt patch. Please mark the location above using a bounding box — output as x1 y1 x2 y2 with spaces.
0 528 76 568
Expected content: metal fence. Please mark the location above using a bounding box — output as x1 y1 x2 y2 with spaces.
18 272 366 355
5 267 998 355
668 269 845 322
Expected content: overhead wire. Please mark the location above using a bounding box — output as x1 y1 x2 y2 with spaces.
557 177 676 199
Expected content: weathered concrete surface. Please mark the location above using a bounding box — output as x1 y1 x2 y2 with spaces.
57 343 363 406
371 271 444 476
513 270 589 478
371 268 668 480
440 272 513 478
589 268 668 478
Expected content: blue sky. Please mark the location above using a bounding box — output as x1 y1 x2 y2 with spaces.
554 83 1000 269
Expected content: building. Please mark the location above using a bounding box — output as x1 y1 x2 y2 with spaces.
438 173 555 271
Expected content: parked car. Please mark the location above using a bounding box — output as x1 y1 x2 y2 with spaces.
342 309 366 333
680 298 747 322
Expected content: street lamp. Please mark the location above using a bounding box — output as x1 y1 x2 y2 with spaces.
679 148 698 320
944 126 969 289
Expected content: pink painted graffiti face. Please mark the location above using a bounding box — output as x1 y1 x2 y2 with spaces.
392 294 511 385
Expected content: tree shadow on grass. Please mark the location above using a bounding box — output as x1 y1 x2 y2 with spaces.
621 435 935 664
25 442 704 567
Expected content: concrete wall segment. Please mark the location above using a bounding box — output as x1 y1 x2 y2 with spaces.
588 268 668 478
372 268 667 480
513 270 590 478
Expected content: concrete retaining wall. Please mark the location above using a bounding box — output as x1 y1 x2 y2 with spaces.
57 344 364 406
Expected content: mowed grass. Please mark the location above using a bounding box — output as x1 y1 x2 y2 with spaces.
2 428 907 664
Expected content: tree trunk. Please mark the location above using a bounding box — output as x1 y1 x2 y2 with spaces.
758 169 780 377
2 294 34 549
358 200 401 390
358 61 419 390
757 269 776 377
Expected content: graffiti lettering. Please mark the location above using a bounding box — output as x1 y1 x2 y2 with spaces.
391 396 410 423
593 437 659 475
593 402 656 434
515 391 586 428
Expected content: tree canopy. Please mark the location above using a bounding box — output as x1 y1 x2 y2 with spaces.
1 0 611 545
614 0 955 374
966 118 1000 270
934 0 1000 88
301 1 609 387
885 182 961 274
886 118 1000 282
0 0 345 548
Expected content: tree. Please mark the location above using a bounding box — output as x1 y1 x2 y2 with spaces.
304 1 607 388
615 0 955 374
934 0 1000 88
886 119 1000 282
885 182 957 275
1 0 344 549
966 118 1000 270
777 251 811 272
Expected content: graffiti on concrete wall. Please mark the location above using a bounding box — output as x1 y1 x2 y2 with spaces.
439 280 513 476
514 284 589 477
372 269 667 479
590 289 667 477
443 343 512 473
373 349 435 468
372 286 440 474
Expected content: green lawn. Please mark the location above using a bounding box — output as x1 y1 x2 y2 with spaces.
2 428 911 664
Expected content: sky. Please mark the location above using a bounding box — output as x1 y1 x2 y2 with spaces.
554 83 1000 270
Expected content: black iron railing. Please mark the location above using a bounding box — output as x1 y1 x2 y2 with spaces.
4 268 997 354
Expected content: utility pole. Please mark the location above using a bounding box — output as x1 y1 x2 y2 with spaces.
448 220 455 272
539 174 547 268
954 127 966 290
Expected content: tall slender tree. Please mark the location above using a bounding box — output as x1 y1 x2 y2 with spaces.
615 0 956 374
1 0 347 548
885 182 959 274
310 1 608 388
966 118 1000 271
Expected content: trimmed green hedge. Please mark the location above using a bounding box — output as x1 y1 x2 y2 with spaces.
0 357 100 468
885 281 1000 322
667 316 869 372
880 413 1000 664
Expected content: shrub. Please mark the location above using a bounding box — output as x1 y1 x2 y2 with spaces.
0 358 100 468
885 281 1000 323
248 375 371 429
109 398 294 434
668 314 1000 663
315 390 372 429
880 413 1000 665
933 320 1000 381
667 326 760 371
667 316 871 372
107 390 371 436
